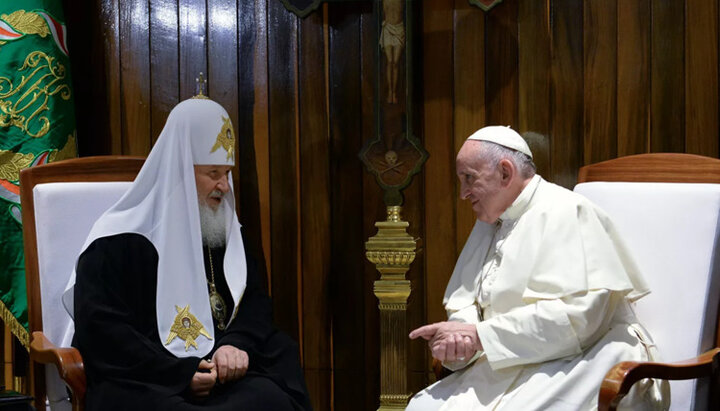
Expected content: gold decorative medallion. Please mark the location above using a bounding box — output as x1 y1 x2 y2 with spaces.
164 305 213 351
211 116 235 161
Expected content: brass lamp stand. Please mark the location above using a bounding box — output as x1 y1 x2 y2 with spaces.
366 205 417 409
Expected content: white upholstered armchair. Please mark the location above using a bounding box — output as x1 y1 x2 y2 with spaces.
574 153 720 410
20 156 144 411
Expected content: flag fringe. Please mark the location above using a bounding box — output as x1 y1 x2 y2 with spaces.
0 300 29 350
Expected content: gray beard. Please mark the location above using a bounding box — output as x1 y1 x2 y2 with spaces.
199 202 226 248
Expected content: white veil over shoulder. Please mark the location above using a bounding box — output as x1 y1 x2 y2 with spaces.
63 97 247 358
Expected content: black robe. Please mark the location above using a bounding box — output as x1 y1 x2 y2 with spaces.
72 232 312 411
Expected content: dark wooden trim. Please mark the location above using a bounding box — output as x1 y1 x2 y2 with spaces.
599 348 720 411
577 153 720 184
30 332 85 411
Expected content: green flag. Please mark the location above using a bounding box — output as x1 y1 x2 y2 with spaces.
0 1 77 347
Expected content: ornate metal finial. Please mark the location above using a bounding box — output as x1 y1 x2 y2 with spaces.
387 206 402 222
193 72 209 99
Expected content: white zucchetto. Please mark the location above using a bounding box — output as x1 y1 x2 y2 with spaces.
467 126 533 159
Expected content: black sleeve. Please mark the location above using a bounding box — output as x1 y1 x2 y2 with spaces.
215 237 276 355
73 234 200 392
211 235 312 409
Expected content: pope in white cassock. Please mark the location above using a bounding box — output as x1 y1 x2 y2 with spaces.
406 126 669 410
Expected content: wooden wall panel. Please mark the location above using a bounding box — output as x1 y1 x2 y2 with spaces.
267 0 300 346
550 0 583 188
208 0 239 129
484 0 518 128
403 16 428 400
422 0 455 331
359 4 381 410
651 0 685 153
100 0 123 155
64 0 110 156
328 3 366 409
452 0 484 253
149 0 179 143
685 0 719 157
208 0 241 215
583 0 617 164
330 3 372 410
179 0 207 100
119 0 151 155
405 3 427 396
237 0 267 294
617 0 650 156
518 0 550 177
416 0 456 387
250 0 272 277
405 171 426 393
299 9 332 410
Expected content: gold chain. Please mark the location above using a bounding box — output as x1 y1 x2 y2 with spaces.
206 245 227 330
207 244 217 286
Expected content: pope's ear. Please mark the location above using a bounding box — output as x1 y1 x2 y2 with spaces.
498 158 515 186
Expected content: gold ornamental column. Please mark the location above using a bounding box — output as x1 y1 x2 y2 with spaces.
366 206 417 409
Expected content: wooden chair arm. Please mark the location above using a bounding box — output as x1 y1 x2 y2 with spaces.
30 331 87 408
598 347 720 411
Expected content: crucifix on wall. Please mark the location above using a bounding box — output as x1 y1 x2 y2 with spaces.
360 0 426 207
380 0 404 105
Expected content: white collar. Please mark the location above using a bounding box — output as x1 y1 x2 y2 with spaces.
499 174 541 222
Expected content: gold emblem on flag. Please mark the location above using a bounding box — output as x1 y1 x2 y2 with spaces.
0 50 71 138
210 116 235 161
1 10 51 38
0 135 75 182
164 305 212 351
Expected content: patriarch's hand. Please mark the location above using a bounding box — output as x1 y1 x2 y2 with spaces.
211 345 249 384
190 360 217 397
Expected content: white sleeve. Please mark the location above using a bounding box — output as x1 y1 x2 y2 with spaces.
447 304 481 325
477 289 617 370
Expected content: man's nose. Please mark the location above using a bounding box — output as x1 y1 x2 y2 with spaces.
459 184 470 200
217 176 230 193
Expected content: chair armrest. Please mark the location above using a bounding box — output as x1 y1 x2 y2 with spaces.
598 347 720 411
30 331 87 404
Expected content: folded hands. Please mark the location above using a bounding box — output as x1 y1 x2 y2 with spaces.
189 345 249 397
409 321 482 363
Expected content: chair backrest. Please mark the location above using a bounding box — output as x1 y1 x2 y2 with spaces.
573 153 720 411
20 157 144 410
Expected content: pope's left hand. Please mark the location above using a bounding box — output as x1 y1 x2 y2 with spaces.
211 345 249 383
